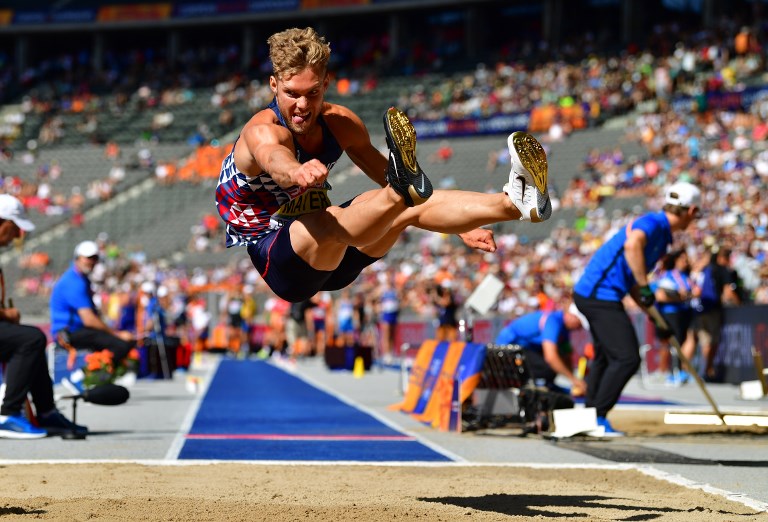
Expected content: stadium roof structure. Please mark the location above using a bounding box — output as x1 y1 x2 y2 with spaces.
0 0 497 31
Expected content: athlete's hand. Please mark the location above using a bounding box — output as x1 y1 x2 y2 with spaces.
459 228 496 252
291 159 328 188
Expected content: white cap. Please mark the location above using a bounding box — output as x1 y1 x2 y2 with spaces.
140 281 156 294
157 285 169 298
568 303 589 330
0 194 35 231
74 240 99 258
665 181 701 208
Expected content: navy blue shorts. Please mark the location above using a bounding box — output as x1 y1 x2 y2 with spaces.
248 226 378 303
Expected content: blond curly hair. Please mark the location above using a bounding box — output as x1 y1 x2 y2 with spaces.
267 27 331 80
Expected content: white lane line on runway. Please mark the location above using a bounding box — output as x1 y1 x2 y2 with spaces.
284 362 467 463
637 465 768 513
163 356 221 460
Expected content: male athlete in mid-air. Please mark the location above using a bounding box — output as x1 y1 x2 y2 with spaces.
216 27 551 302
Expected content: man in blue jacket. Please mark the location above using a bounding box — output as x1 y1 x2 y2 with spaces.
494 304 588 396
573 181 701 436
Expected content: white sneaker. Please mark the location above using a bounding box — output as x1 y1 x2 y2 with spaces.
503 131 551 222
114 371 137 388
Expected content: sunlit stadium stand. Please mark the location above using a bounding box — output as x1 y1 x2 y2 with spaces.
2 103 654 316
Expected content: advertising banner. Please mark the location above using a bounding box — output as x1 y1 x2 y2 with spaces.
414 112 530 139
390 341 486 430
301 0 369 8
718 305 768 384
97 4 173 22
174 1 298 18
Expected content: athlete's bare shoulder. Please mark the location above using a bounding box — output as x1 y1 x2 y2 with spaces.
240 107 292 147
321 103 370 147
242 107 281 133
235 107 293 176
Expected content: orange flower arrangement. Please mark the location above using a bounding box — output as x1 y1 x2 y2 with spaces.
83 349 115 387
82 348 140 388
115 348 140 379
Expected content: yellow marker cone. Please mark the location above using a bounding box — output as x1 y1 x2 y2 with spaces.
192 351 203 369
353 356 365 378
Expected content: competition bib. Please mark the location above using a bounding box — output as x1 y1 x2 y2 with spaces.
275 186 332 218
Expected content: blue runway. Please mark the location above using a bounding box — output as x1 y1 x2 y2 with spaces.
178 359 452 462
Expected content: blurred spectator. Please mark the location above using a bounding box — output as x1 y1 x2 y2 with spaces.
335 289 357 348
50 240 137 394
376 271 400 364
691 247 740 381
429 141 454 163
104 141 121 161
651 249 695 385
431 282 459 342
140 281 180 376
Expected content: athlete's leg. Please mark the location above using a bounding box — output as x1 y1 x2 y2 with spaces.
355 189 519 258
289 187 405 271
354 127 550 258
288 108 432 272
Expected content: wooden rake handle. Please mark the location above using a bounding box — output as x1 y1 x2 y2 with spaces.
647 305 726 424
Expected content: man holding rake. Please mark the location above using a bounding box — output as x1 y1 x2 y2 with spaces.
573 182 701 436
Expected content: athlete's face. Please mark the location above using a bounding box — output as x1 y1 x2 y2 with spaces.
271 67 329 136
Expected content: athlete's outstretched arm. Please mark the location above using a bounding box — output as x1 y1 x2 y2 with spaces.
237 121 328 189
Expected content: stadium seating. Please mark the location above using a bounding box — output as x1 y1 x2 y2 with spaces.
3 55 684 319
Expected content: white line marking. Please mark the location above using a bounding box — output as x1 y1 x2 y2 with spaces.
637 465 768 513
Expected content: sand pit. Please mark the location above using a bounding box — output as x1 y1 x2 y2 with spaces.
0 462 764 521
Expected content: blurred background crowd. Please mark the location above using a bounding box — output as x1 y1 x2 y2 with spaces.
0 0 766 383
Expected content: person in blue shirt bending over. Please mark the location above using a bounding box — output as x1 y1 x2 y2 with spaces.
494 303 589 396
573 181 701 436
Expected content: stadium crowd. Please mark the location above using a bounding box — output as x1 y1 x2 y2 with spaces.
0 15 765 388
